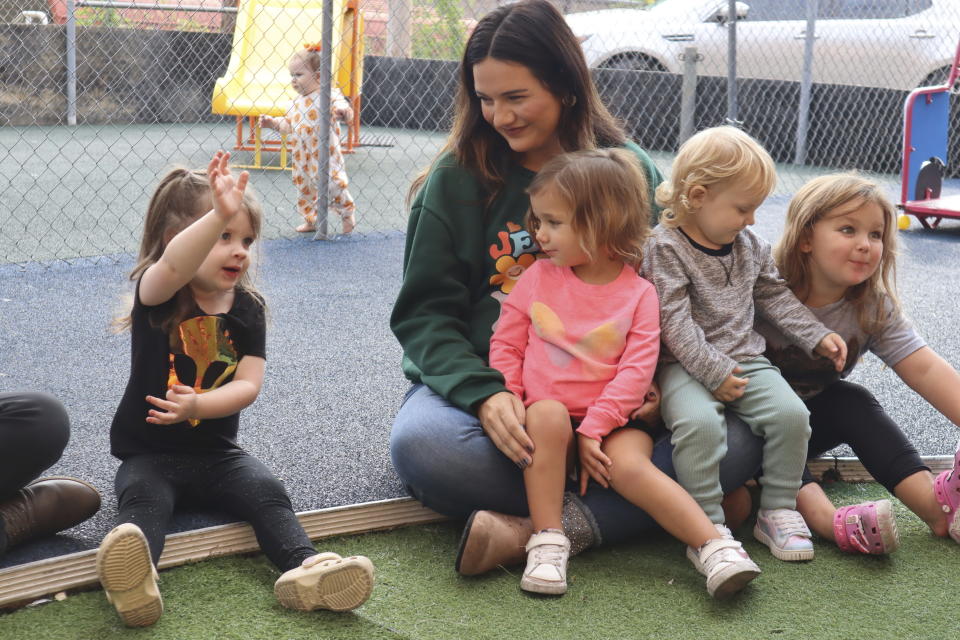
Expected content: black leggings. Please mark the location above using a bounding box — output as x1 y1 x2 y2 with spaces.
0 391 70 499
801 380 929 494
115 450 315 572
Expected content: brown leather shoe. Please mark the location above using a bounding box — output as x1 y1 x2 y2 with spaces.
0 476 101 548
455 510 534 576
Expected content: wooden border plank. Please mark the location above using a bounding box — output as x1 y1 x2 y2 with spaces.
0 497 445 608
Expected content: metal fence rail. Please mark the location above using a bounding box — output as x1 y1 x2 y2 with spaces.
1 0 958 265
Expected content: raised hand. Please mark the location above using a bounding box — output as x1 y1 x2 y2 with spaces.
207 151 249 223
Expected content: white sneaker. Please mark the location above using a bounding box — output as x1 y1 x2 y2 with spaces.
695 537 761 598
520 529 570 595
685 523 733 574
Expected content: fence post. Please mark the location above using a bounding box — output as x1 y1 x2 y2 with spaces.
312 0 335 240
387 0 412 58
794 0 819 165
65 0 77 126
679 46 699 146
725 0 738 126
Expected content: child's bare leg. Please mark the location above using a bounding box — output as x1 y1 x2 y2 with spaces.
893 470 947 536
798 480 900 554
523 400 573 531
796 481 838 540
604 428 718 548
721 485 753 531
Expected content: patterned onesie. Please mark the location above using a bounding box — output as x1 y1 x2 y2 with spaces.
281 88 356 226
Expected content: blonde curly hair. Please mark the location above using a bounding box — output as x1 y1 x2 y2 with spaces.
656 126 776 227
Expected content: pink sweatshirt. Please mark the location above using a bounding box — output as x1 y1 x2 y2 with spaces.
489 259 660 441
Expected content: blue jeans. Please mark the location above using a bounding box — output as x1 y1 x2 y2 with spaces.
390 384 764 546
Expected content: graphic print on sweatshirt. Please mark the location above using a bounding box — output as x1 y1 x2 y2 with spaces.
488 221 540 299
530 301 627 381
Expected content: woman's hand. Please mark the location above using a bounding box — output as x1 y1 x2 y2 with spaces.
713 367 748 402
146 384 198 425
578 434 611 495
477 392 533 468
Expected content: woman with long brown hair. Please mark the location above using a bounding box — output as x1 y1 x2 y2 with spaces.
390 0 762 578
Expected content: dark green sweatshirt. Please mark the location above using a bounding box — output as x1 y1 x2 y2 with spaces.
390 142 663 413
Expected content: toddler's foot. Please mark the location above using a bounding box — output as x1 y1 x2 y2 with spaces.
686 524 760 598
96 523 162 627
754 508 814 561
833 499 899 554
341 214 356 234
934 446 960 543
520 529 569 595
275 553 374 611
296 222 316 233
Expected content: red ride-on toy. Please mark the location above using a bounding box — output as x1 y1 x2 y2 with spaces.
899 38 960 230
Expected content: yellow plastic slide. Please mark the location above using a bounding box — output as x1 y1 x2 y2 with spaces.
211 0 362 118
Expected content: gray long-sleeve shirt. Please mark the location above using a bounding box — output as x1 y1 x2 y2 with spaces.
642 225 831 392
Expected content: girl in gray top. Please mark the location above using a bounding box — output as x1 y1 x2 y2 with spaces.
760 174 960 554
643 127 846 567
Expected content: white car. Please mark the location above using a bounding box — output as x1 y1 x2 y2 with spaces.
566 0 958 90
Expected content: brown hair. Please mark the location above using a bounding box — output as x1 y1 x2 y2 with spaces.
527 148 650 271
656 126 776 227
408 0 626 208
115 167 264 337
774 173 899 332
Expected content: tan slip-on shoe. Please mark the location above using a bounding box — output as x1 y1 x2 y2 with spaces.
96 523 162 627
275 554 374 612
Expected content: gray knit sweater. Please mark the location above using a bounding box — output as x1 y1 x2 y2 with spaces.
642 225 831 392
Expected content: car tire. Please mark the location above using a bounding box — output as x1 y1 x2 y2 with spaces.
599 53 668 73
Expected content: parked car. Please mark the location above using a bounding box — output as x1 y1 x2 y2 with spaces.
566 0 958 90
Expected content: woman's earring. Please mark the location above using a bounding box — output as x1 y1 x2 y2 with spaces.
679 194 691 210
562 95 577 107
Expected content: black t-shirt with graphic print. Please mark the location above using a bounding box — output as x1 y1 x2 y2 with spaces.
110 280 266 460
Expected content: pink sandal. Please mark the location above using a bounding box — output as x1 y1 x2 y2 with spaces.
833 499 900 554
933 448 960 543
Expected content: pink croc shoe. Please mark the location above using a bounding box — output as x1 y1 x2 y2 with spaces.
933 448 960 543
833 499 900 555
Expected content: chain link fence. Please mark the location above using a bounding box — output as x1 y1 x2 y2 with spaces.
1 0 958 265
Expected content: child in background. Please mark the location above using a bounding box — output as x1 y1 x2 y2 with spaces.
643 126 847 565
759 173 960 554
98 152 373 627
489 149 760 599
260 43 356 234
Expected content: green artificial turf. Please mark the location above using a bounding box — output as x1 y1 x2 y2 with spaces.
2 482 956 640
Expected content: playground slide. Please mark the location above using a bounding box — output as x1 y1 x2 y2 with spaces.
211 0 360 117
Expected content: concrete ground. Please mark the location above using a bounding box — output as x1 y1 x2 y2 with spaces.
3 124 960 570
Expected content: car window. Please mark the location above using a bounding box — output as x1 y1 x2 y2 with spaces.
738 0 932 20
823 0 932 19
739 0 809 21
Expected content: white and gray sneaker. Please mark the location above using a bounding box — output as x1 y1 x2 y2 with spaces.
520 529 570 595
686 524 761 598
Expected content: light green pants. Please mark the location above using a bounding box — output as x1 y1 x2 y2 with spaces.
657 357 810 524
